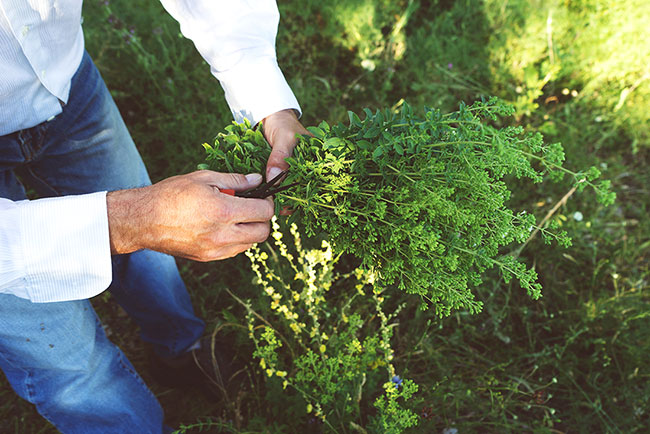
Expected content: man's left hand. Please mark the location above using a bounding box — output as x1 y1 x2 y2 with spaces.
262 109 310 181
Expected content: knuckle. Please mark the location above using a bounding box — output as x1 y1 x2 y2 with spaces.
271 145 292 158
227 172 247 186
214 204 234 222
195 250 214 262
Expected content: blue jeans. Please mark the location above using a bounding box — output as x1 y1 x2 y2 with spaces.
0 52 205 433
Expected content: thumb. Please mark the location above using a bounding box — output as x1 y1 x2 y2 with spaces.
266 148 292 181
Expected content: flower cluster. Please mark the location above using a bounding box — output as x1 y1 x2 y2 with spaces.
236 218 418 431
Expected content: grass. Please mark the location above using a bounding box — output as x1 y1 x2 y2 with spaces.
1 0 648 432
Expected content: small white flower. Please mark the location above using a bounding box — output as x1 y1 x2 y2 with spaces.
572 211 583 222
361 59 376 71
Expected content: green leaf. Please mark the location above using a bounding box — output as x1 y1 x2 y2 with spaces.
348 111 362 128
323 137 344 150
372 146 384 160
307 126 325 139
364 126 381 139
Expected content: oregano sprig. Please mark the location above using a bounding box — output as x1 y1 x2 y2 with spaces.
202 97 614 316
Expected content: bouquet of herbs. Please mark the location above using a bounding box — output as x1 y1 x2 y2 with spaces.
201 98 613 316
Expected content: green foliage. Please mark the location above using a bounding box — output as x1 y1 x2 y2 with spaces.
201 120 270 175
484 0 650 145
234 219 418 432
370 379 419 434
204 98 612 316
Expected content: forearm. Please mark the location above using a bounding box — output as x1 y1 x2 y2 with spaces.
106 187 149 255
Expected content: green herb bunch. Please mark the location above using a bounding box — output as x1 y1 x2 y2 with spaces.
203 98 614 316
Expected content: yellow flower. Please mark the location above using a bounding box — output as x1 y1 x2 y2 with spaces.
319 344 327 354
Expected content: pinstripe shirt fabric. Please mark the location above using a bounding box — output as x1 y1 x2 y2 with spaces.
0 193 111 302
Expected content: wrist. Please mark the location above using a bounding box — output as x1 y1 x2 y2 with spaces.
262 108 299 126
106 187 150 254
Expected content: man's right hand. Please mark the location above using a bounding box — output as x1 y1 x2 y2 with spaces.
106 170 274 261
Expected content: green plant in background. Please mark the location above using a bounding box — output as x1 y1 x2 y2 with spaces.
204 98 613 316
484 0 650 146
227 218 418 433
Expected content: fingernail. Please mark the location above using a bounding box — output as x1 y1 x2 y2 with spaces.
245 173 262 184
267 167 282 181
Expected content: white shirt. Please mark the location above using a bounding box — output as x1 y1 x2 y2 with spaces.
0 0 300 302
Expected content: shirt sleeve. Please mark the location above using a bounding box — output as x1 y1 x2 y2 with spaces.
0 192 112 303
158 0 301 125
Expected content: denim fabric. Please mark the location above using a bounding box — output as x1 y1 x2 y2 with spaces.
0 51 205 432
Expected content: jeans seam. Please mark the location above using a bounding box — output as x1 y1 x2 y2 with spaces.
116 350 157 402
24 371 54 421
23 165 61 196
0 349 40 408
17 129 33 162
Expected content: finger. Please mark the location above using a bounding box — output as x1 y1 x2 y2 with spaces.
210 222 268 250
193 170 263 191
234 221 272 244
224 196 275 223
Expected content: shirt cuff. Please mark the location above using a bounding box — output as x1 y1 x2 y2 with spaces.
213 57 302 125
16 192 112 303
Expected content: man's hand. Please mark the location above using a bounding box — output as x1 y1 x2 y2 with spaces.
106 170 274 261
262 109 310 180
